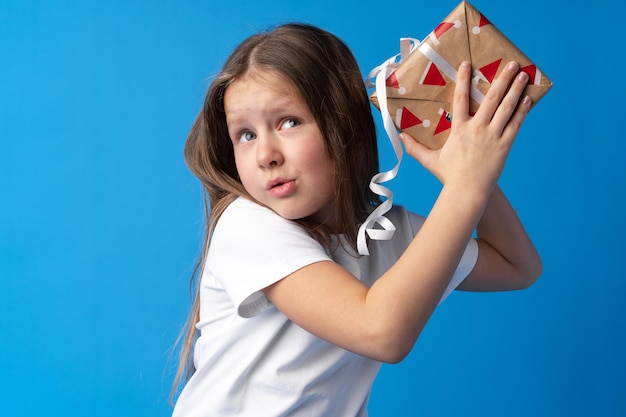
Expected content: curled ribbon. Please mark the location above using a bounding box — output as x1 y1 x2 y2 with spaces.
357 38 417 256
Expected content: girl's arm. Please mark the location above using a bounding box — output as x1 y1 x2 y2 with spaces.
263 61 540 363
458 184 542 291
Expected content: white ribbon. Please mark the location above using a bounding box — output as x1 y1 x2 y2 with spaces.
357 39 417 256
417 43 485 104
357 37 484 255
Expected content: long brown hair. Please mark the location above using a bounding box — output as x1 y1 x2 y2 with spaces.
171 23 380 399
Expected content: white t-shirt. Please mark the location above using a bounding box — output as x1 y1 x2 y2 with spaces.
172 197 478 417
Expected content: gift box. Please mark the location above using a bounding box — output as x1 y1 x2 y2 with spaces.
370 0 552 150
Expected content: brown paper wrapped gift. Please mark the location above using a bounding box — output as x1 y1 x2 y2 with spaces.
371 0 552 149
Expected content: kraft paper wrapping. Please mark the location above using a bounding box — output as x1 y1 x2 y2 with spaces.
371 0 552 150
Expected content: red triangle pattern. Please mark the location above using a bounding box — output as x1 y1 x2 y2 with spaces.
434 110 452 135
479 58 502 83
434 22 455 39
400 107 422 129
386 72 400 89
479 14 491 28
422 62 446 86
521 65 538 84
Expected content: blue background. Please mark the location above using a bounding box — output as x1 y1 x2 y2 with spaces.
1 0 624 415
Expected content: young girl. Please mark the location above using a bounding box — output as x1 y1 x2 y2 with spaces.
172 23 542 416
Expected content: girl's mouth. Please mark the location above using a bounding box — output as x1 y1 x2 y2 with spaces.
267 179 296 197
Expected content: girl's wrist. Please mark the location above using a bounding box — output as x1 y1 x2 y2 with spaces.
441 181 493 210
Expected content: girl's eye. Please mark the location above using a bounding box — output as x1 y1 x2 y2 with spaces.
238 131 256 143
281 118 301 129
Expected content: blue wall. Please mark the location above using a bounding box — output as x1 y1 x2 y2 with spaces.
1 0 624 415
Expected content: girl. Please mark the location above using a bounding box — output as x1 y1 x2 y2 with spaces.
172 23 542 416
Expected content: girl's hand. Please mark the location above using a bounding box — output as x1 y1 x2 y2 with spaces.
400 61 531 196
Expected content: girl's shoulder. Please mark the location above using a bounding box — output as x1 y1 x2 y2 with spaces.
224 196 273 216
218 197 288 231
213 196 323 250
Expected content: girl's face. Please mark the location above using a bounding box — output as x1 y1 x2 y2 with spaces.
224 70 337 226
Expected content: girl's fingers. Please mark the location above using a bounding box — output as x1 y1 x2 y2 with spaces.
399 132 439 176
501 94 532 141
472 61 521 126
400 131 432 161
452 61 471 123
491 68 530 130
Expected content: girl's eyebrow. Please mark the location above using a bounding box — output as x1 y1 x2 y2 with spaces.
227 97 305 123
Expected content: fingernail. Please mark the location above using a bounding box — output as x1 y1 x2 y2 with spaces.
518 71 529 81
523 96 532 105
460 61 470 70
508 61 519 72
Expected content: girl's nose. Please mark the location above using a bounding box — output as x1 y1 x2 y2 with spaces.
256 134 284 168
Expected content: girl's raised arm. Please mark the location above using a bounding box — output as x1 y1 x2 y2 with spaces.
263 61 540 363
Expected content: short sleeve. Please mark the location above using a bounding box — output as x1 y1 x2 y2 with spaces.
207 198 332 318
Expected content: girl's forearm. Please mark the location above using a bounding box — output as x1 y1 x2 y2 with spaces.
480 186 541 272
366 183 490 358
470 185 542 288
